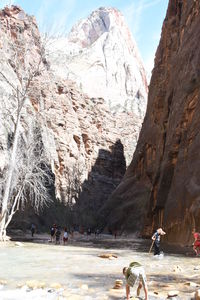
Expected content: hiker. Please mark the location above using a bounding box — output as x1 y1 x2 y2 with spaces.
31 223 36 237
95 228 100 238
192 228 200 256
55 226 61 244
123 261 149 300
151 228 166 255
50 224 56 242
87 228 91 237
63 228 68 245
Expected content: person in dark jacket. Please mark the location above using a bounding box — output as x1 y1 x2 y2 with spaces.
152 228 166 255
31 223 36 237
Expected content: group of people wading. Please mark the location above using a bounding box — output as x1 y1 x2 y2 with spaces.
50 224 69 245
123 227 200 300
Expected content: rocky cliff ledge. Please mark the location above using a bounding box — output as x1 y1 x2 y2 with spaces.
107 0 200 244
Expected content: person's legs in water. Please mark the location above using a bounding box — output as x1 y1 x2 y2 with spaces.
154 242 160 255
194 242 200 256
193 244 198 255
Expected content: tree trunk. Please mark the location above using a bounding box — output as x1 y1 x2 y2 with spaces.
0 188 22 241
0 112 21 240
0 213 8 241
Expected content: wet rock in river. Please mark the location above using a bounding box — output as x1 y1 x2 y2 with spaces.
113 279 123 289
184 281 199 287
109 256 117 260
98 253 118 259
153 290 159 295
167 290 179 298
50 282 62 289
25 280 46 289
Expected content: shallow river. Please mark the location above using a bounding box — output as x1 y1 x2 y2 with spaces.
0 234 199 299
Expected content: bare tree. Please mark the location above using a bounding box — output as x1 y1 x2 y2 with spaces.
0 72 52 239
0 20 51 240
1 124 52 235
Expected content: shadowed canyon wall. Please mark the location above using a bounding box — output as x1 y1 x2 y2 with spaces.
107 0 200 244
74 139 126 230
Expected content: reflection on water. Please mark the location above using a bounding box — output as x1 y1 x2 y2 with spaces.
0 235 199 299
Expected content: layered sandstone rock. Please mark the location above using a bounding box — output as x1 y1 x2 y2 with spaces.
0 6 144 229
47 7 147 118
107 0 200 244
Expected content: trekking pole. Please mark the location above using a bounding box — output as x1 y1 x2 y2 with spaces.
149 240 154 254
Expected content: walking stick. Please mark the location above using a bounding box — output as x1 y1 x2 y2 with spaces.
149 240 154 253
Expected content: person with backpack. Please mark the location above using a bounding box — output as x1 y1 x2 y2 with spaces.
151 228 166 255
123 261 149 300
192 228 200 256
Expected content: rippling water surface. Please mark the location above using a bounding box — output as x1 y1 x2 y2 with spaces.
0 234 199 299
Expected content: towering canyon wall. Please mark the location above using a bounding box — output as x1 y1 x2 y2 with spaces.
107 0 200 244
0 6 147 230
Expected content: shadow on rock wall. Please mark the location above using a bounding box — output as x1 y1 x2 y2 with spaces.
71 139 126 231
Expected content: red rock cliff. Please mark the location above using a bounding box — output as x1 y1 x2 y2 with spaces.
107 0 200 244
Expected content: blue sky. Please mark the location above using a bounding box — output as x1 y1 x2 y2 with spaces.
0 0 168 75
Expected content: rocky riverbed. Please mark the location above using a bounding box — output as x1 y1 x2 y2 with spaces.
0 233 199 299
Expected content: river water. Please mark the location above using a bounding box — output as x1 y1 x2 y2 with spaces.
0 233 199 299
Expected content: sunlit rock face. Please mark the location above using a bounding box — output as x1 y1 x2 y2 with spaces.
0 5 43 171
47 7 148 118
0 6 145 229
106 0 200 244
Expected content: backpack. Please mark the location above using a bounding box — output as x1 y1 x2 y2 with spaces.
129 261 141 268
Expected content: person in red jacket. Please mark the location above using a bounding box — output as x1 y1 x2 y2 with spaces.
192 228 200 256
